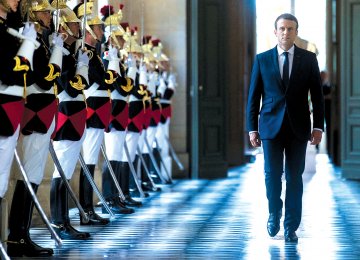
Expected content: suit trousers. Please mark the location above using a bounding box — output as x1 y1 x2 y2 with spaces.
262 115 308 232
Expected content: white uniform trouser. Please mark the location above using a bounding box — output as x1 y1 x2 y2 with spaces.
139 127 157 154
136 128 158 178
120 131 140 163
0 126 20 198
19 118 55 185
104 129 126 161
52 133 86 180
82 128 104 165
155 119 172 178
135 132 145 177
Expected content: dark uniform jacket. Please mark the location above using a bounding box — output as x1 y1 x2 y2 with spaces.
84 43 114 130
0 17 34 136
21 31 60 135
53 41 88 141
127 71 148 133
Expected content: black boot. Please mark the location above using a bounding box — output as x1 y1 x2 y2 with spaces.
102 161 118 200
149 148 163 184
141 154 161 192
7 180 53 257
102 196 135 214
128 160 150 199
119 161 145 205
101 161 135 214
50 178 90 240
80 165 110 225
154 148 173 184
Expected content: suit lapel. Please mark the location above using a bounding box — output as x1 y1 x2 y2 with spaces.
271 47 283 87
290 45 301 84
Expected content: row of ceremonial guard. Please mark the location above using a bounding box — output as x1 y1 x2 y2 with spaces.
0 0 178 257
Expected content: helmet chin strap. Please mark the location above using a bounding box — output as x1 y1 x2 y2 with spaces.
30 13 49 32
86 23 98 42
62 22 75 37
37 21 50 32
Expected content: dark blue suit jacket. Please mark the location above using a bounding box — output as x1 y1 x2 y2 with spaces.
246 45 324 141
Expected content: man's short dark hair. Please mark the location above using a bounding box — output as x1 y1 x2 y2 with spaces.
274 13 299 30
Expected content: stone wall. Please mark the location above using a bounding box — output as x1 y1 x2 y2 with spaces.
115 0 189 177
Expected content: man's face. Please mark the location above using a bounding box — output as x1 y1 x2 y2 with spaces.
274 18 298 51
34 10 52 28
92 24 104 41
2 0 19 13
67 22 80 38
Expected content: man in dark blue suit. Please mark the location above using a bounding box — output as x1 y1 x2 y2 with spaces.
246 13 324 243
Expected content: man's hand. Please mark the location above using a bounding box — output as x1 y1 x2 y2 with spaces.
51 33 64 49
310 129 323 145
249 132 261 147
22 22 37 42
108 46 119 61
77 51 89 68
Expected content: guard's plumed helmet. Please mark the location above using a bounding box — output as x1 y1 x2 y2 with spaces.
22 0 55 22
123 27 142 54
59 7 81 24
75 0 103 26
50 0 67 9
75 0 103 41
58 7 81 37
104 6 125 43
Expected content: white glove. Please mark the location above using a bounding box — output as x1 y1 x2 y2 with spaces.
51 33 64 48
127 54 138 81
76 50 89 83
162 71 168 80
17 22 38 69
108 46 119 61
49 33 64 68
139 63 147 85
149 71 159 86
120 49 128 59
147 72 157 94
127 54 136 68
77 51 89 68
168 73 177 89
107 46 120 74
158 77 167 97
139 63 147 72
22 22 37 41
168 73 176 82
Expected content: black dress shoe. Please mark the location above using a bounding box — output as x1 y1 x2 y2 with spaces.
7 236 54 257
52 222 90 240
80 211 110 225
124 194 142 207
164 179 173 185
267 210 281 237
142 182 161 192
102 198 135 214
284 230 298 243
130 189 150 198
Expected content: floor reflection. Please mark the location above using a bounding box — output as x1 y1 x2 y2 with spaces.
26 149 360 259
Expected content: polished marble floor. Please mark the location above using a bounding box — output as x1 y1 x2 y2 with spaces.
14 148 360 259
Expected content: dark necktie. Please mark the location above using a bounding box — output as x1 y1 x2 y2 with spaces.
283 52 289 88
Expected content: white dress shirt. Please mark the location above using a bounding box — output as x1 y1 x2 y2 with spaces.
277 45 294 80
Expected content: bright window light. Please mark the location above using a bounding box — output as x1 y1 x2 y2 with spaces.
256 0 326 70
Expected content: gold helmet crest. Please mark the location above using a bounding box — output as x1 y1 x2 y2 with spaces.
22 0 55 21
